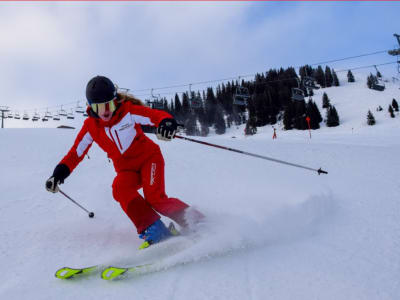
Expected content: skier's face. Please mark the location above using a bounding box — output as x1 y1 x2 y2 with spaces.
91 98 117 121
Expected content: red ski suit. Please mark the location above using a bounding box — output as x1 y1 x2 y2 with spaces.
59 101 188 233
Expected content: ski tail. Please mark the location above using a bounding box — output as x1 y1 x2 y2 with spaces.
55 266 98 279
101 264 152 280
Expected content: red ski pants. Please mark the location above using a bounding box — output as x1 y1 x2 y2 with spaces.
112 152 188 233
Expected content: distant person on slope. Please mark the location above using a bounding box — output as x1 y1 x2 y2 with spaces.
45 75 202 247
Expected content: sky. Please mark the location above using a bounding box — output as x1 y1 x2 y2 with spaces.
0 1 399 117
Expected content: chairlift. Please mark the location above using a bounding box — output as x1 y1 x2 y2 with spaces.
14 112 21 120
67 110 75 119
7 112 13 118
152 101 164 110
59 106 68 117
372 78 385 91
291 78 305 101
233 86 250 106
22 113 30 121
42 116 49 122
75 101 85 114
190 96 202 109
32 112 40 122
302 76 320 90
53 114 60 121
45 110 52 119
291 88 305 101
147 89 164 109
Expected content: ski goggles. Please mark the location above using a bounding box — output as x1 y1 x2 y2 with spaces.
90 98 118 115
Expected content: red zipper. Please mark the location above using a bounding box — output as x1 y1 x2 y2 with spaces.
114 130 123 150
108 128 119 151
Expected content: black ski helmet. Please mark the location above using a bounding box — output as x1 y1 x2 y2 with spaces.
86 76 117 104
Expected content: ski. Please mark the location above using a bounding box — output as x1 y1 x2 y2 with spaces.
55 265 99 279
55 222 181 280
101 264 152 280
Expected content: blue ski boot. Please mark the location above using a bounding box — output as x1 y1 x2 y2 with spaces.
139 219 172 249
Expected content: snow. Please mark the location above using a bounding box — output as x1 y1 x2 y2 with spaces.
1 74 400 299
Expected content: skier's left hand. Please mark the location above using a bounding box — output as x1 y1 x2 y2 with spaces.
156 118 177 141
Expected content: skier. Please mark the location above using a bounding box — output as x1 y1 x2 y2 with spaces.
45 75 201 247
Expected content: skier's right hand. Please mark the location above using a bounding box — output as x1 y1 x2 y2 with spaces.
45 164 71 193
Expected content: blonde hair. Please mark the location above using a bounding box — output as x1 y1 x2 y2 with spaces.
116 92 146 107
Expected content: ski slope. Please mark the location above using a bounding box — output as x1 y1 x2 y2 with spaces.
1 76 400 299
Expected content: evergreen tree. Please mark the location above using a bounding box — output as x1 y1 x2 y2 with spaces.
313 101 323 123
367 110 376 125
332 70 340 86
326 105 340 127
347 70 355 82
293 100 307 130
174 94 182 121
181 92 190 120
305 100 319 129
325 66 333 88
185 112 198 136
376 70 382 78
214 105 226 135
283 102 295 130
205 87 217 126
392 99 399 112
322 92 330 108
315 66 326 88
388 105 395 118
367 74 375 89
244 117 257 135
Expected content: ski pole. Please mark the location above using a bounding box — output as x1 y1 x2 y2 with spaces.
174 135 328 175
58 188 95 218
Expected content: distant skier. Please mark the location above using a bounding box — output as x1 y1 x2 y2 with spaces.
45 76 202 247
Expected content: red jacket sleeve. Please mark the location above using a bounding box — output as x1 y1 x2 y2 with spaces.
127 102 173 127
59 120 93 173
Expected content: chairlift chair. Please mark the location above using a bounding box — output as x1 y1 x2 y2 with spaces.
372 78 385 91
22 113 30 121
303 76 320 90
14 113 21 120
32 113 40 122
42 116 49 122
291 88 305 101
67 111 75 119
152 101 164 110
75 101 85 114
233 86 250 106
45 111 52 119
7 112 13 118
190 97 202 109
59 106 68 117
53 114 60 121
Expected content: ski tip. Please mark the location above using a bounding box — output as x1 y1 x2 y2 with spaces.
55 266 97 279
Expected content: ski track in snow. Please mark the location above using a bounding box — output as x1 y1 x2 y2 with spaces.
1 75 400 299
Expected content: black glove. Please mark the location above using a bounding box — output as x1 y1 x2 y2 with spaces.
45 164 71 193
156 118 177 141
